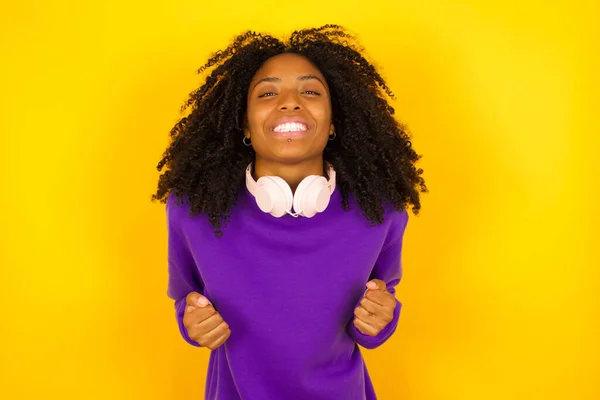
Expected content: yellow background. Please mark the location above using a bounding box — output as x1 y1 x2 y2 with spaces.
1 1 598 399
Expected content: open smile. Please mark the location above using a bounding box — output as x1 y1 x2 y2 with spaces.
270 119 311 138
273 122 308 133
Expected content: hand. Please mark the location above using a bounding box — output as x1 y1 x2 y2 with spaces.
353 279 397 337
183 292 231 350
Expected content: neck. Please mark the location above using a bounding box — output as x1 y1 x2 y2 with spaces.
253 157 327 194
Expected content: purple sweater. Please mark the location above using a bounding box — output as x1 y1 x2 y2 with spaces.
166 185 409 399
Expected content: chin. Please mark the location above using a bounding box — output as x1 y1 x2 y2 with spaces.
259 150 319 165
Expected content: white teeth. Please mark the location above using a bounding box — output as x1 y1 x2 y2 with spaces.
274 122 308 132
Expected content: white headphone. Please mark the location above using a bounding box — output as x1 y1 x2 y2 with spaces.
245 162 336 218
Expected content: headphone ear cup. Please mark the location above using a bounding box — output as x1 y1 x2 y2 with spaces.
294 175 330 218
255 176 294 217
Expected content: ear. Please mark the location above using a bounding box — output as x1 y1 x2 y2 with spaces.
329 123 335 135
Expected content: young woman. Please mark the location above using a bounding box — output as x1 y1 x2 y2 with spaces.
153 24 427 400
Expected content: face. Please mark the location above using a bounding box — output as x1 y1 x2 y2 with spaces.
244 53 334 165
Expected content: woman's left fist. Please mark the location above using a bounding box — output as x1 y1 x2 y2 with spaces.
353 279 396 336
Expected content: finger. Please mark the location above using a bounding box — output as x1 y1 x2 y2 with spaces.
183 304 216 327
196 311 224 333
186 292 211 308
201 320 230 346
353 317 379 337
364 289 396 308
359 297 386 315
354 305 380 327
366 279 387 291
186 301 217 315
354 305 389 330
207 328 231 350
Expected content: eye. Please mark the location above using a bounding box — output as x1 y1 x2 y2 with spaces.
303 90 320 95
258 92 276 98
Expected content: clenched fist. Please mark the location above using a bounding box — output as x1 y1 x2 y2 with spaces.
183 292 231 350
353 279 396 336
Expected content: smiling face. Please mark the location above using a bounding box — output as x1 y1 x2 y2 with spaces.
244 53 334 166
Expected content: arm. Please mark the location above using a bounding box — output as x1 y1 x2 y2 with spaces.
166 194 204 347
347 209 409 349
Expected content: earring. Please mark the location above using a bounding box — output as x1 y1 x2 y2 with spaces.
243 136 252 146
328 131 336 141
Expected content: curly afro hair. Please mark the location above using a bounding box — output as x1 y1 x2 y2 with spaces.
152 24 428 237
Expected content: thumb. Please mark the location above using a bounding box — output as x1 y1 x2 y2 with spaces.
366 279 387 291
186 291 212 309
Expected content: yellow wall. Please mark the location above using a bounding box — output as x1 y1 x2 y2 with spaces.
1 1 598 399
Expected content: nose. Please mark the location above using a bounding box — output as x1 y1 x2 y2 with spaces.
278 90 302 111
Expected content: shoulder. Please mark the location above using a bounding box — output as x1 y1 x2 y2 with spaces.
381 205 410 249
166 191 192 225
166 191 216 239
388 206 409 228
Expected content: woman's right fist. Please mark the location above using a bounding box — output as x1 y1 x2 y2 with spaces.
183 292 231 350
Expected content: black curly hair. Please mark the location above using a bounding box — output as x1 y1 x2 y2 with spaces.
152 24 428 237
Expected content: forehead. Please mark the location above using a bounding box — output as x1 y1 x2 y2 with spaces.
251 53 326 81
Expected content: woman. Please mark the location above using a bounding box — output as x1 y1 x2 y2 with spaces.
153 24 427 400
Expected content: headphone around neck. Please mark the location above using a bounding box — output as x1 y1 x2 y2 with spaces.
245 162 336 218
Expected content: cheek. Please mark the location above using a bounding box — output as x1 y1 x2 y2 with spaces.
309 101 332 124
246 103 271 131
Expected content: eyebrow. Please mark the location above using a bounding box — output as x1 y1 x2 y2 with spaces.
251 75 326 91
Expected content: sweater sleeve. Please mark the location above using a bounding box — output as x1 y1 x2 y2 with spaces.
347 209 409 349
166 194 203 347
